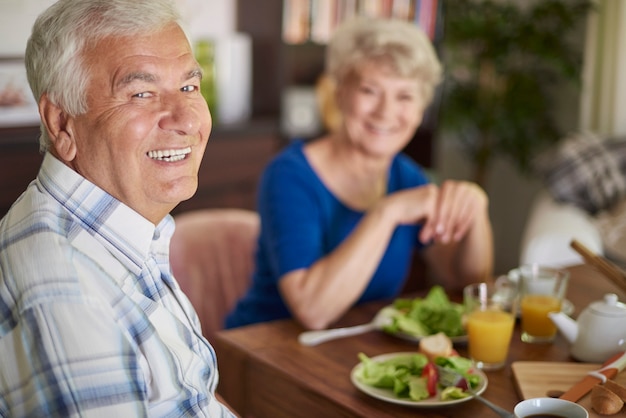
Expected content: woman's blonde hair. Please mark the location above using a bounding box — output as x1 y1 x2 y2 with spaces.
325 17 442 106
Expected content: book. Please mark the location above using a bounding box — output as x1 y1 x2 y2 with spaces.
282 0 311 44
413 0 439 40
391 0 413 20
310 0 335 43
357 0 382 18
335 0 358 25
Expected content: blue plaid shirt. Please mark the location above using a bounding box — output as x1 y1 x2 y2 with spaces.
0 153 235 417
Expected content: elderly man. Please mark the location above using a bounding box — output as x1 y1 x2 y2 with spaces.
0 0 235 416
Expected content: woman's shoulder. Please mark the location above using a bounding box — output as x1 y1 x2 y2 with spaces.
262 140 321 189
393 151 422 169
390 152 431 187
391 152 425 173
268 140 308 168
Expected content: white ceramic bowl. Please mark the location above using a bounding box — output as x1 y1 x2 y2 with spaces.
514 397 588 418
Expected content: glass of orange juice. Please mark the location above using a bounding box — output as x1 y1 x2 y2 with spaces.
464 282 517 370
518 265 569 343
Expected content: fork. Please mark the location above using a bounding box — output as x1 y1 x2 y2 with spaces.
436 365 515 418
298 307 394 346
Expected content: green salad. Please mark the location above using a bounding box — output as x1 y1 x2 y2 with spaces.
355 352 481 401
383 285 465 338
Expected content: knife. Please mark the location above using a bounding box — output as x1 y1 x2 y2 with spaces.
560 351 626 402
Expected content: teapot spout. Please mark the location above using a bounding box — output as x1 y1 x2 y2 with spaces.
548 311 578 343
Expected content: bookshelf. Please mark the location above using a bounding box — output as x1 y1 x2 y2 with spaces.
281 0 442 45
237 0 443 168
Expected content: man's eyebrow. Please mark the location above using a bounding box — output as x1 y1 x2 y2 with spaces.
116 68 203 89
116 72 156 88
188 68 203 80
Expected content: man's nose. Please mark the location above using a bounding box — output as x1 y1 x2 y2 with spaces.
159 94 207 135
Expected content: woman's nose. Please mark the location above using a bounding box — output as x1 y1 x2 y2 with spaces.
372 95 394 118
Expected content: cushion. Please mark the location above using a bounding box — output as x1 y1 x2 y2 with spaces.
533 131 626 215
594 197 626 269
519 190 603 268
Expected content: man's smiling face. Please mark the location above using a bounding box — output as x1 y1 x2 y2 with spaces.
63 22 211 223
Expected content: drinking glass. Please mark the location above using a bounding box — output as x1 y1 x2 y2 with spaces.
464 281 517 371
518 264 569 343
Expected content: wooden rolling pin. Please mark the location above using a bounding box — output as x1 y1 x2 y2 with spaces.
570 239 626 294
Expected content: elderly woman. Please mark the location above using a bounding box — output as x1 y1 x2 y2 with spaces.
226 17 493 331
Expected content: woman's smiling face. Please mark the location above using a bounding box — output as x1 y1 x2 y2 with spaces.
62 22 211 223
338 61 425 158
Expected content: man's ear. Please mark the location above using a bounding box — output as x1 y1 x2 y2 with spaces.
39 94 76 161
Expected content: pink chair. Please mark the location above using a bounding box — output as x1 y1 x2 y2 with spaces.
170 208 259 343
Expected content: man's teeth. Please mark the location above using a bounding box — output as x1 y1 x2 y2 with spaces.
147 147 191 162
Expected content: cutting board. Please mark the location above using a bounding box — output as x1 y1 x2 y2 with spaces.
512 361 626 417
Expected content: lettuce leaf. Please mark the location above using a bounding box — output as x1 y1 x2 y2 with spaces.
440 386 470 400
356 352 429 398
385 285 465 337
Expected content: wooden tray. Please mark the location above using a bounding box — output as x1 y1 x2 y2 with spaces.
512 361 626 417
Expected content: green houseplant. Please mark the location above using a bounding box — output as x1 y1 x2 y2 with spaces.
438 0 593 187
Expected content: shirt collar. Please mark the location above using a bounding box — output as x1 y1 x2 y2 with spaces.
38 153 174 274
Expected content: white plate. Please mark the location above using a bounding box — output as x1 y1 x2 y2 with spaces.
351 352 488 408
391 331 468 344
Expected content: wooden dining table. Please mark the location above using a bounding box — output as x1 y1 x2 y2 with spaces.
214 264 626 417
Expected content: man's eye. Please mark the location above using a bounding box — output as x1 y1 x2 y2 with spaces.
133 92 152 98
181 85 199 93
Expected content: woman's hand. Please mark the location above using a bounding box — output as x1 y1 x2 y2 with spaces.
420 180 489 244
417 180 493 290
383 180 488 245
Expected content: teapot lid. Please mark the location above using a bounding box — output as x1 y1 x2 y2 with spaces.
589 293 626 317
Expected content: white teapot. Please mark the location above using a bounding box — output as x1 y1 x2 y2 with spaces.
549 293 626 362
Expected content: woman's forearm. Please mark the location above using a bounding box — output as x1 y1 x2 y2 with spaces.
280 202 399 329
